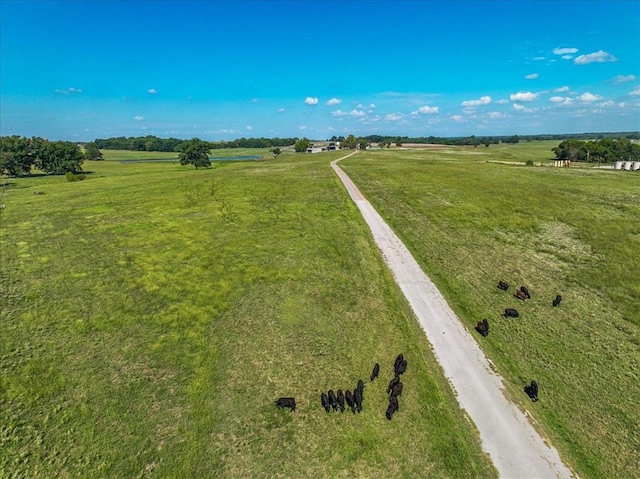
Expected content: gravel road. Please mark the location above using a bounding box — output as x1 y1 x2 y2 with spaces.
332 152 575 479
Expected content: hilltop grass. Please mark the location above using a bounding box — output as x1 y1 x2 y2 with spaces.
0 151 496 478
340 145 640 479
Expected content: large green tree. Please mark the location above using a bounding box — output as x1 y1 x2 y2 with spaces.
178 138 211 169
0 136 41 176
83 142 103 160
36 141 85 174
294 138 311 153
341 134 358 149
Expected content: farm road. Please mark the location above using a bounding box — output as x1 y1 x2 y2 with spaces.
331 152 575 479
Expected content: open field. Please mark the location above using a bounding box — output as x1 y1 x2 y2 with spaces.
0 151 496 478
340 145 640 479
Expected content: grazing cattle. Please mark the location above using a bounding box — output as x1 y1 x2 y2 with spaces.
345 390 356 413
353 388 363 413
395 359 407 376
387 375 400 394
498 280 509 291
275 397 296 411
503 308 520 318
389 380 403 398
515 289 528 301
370 362 380 382
553 295 562 307
321 392 330 413
357 379 364 398
394 354 404 372
328 389 338 411
524 380 539 402
386 396 399 420
336 389 345 412
475 319 489 337
520 286 531 299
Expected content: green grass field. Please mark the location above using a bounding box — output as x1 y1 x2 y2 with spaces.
341 145 640 479
1 150 497 478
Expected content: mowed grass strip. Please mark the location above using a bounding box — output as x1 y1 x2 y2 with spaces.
0 151 496 478
340 145 640 479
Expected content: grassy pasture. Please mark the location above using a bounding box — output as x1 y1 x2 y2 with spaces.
0 151 497 477
341 145 640 479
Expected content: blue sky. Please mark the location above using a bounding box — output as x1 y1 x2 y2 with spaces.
1 0 639 141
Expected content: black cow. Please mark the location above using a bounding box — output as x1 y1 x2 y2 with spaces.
370 362 380 381
336 389 345 412
520 286 531 299
353 388 363 413
395 359 407 376
498 280 509 291
387 375 400 394
394 354 404 372
503 308 520 318
345 390 356 413
328 389 338 411
321 392 330 413
357 379 364 398
475 318 489 337
386 395 399 420
275 397 296 411
524 380 539 402
553 295 562 307
389 380 403 398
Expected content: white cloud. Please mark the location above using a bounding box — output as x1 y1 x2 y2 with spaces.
413 105 439 115
561 55 574 60
55 87 83 94
549 96 572 104
510 91 538 102
304 97 318 105
553 47 578 55
574 50 618 65
461 95 492 107
599 101 615 107
513 103 526 111
277 108 285 113
576 92 602 102
350 109 366 117
385 113 404 121
147 88 157 94
495 99 509 105
299 125 308 130
134 116 144 121
246 125 253 131
451 115 464 122
614 74 636 83
525 73 539 79
332 110 347 117
368 103 376 109
326 98 342 106
488 112 507 119
629 87 640 96
554 86 570 93
533 56 546 61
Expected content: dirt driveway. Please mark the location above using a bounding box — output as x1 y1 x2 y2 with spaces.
332 152 575 479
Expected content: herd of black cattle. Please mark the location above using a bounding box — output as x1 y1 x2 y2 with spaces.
489 280 562 402
275 282 561 414
275 354 408 420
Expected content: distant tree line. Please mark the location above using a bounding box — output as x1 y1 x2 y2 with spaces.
93 135 297 152
0 136 85 176
552 138 640 162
